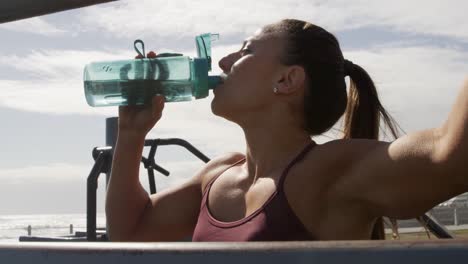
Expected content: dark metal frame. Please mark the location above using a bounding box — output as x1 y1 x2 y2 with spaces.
419 214 453 239
0 0 118 24
86 138 210 241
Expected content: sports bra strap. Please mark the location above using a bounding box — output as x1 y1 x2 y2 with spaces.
278 141 316 191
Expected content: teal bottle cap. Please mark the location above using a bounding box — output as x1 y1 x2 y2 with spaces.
195 33 219 71
193 33 220 98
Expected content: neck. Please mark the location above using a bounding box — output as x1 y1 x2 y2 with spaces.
239 110 312 183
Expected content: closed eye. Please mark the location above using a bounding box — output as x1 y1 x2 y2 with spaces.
240 48 252 56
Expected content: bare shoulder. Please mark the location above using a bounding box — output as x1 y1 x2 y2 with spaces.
284 139 390 238
300 139 390 187
305 138 394 204
315 139 389 159
198 152 245 193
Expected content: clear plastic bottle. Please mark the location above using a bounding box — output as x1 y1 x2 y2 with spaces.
84 33 221 107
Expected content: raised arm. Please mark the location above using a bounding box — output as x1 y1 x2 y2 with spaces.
337 77 468 219
105 95 169 241
106 96 201 241
105 96 243 241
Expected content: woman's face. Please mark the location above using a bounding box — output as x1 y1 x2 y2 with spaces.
211 30 287 121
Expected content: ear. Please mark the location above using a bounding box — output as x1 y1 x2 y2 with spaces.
275 65 306 94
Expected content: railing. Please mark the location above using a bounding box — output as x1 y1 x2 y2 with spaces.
3 240 468 264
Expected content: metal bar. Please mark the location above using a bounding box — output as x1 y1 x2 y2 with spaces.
148 141 158 160
152 163 170 176
145 138 211 163
0 0 118 24
420 214 454 239
141 156 170 176
86 151 106 241
146 142 170 176
92 146 112 160
3 241 468 264
147 168 157 194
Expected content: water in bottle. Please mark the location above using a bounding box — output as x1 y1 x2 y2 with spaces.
84 33 221 107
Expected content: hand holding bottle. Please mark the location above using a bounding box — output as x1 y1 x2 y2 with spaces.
118 51 165 136
118 94 165 136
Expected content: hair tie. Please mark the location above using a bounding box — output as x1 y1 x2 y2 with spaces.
344 59 354 76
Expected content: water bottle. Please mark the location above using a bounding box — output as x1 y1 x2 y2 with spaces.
83 33 222 107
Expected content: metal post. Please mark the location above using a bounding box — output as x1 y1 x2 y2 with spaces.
454 207 459 226
87 152 107 241
105 117 118 186
104 117 118 240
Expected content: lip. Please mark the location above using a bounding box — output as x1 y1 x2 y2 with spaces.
213 85 222 95
213 74 228 95
220 73 228 82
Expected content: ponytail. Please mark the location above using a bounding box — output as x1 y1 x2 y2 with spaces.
343 60 400 140
342 60 402 240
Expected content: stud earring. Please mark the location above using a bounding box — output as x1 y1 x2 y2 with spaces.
273 86 279 94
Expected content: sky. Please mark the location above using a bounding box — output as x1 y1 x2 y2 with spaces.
0 0 467 214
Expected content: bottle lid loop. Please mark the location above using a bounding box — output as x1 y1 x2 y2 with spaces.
134 39 146 58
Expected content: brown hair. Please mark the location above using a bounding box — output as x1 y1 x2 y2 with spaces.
264 19 401 239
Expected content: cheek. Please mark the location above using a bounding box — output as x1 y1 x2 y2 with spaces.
210 83 272 120
232 68 272 97
210 59 276 116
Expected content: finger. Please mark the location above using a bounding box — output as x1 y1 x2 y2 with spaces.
155 94 165 103
151 96 165 116
135 54 145 59
155 95 165 109
151 94 163 105
118 105 127 116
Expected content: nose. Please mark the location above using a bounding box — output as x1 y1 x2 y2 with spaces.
218 52 240 73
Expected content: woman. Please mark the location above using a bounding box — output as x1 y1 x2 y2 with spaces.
105 19 468 241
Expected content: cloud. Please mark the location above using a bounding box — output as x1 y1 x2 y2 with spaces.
344 44 468 132
0 158 205 193
0 49 132 116
0 159 209 214
0 49 132 80
79 0 468 42
0 163 90 184
330 0 468 41
0 17 66 36
0 79 107 115
1 41 467 148
79 0 281 39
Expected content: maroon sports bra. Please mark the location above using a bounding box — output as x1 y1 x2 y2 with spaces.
192 141 316 241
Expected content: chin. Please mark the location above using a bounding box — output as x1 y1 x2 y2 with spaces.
210 97 237 122
210 98 220 116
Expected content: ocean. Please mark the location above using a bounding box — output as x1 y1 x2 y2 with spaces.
0 214 106 242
